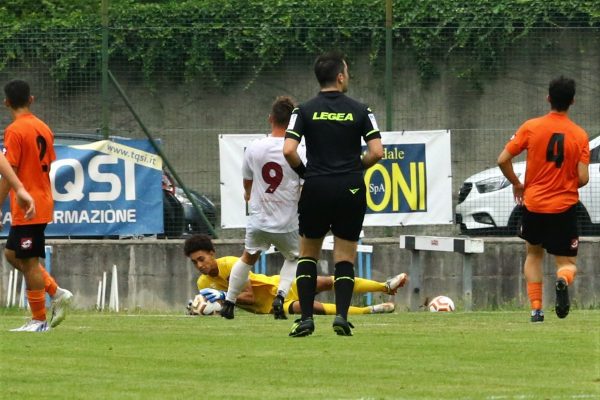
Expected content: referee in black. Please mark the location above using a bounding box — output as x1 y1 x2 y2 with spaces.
283 50 383 337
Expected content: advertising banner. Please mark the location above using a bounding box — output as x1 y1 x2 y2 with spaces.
363 130 452 226
1 139 163 236
219 130 452 228
219 134 267 229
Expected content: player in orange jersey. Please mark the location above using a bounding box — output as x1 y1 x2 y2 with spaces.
1 79 73 332
497 76 589 323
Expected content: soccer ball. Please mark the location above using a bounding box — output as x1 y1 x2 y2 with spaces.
187 294 223 316
428 295 455 312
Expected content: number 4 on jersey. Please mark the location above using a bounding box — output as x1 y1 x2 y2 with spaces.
546 132 564 168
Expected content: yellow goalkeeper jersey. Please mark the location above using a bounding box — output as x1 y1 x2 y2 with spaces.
196 256 291 314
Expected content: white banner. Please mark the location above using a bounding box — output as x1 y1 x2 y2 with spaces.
219 130 452 228
219 134 266 228
364 130 453 226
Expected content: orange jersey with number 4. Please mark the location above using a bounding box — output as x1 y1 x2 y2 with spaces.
505 112 589 213
4 113 56 225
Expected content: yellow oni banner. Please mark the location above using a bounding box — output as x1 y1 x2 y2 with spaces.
363 130 453 226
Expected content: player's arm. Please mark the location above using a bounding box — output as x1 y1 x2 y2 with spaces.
284 108 306 177
0 174 10 230
361 137 383 169
283 138 305 177
361 108 383 169
577 161 589 188
497 149 524 205
243 179 252 202
241 147 254 202
0 160 35 222
1 131 35 220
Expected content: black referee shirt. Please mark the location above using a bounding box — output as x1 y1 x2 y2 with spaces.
285 91 381 178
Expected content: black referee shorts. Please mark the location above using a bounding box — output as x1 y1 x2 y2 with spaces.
298 173 366 241
519 205 579 256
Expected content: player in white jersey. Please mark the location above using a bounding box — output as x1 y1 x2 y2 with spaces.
243 136 304 234
220 96 306 320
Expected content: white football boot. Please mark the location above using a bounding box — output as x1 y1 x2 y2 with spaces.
370 302 396 314
10 319 49 332
385 273 408 295
50 287 74 328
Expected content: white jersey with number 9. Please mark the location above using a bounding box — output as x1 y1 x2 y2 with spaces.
242 136 306 233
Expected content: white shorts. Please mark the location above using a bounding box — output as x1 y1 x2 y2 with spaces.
244 228 299 260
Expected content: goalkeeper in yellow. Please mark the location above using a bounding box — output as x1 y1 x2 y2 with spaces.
184 234 407 316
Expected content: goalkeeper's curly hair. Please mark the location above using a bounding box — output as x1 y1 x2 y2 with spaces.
183 234 215 256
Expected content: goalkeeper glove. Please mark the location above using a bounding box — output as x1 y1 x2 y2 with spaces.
199 288 226 303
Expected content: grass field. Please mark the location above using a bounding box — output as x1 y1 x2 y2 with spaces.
1 309 599 400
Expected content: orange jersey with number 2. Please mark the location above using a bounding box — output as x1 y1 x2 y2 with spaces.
505 112 589 213
4 112 56 225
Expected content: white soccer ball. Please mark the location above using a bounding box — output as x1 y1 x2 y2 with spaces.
188 294 223 316
428 295 455 312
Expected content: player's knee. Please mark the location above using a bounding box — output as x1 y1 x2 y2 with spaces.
556 256 577 271
4 249 19 268
241 250 260 265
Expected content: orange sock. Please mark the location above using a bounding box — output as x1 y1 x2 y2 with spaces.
27 289 47 321
557 268 576 286
527 282 543 310
39 264 58 296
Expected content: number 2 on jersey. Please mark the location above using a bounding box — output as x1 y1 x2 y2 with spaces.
36 135 49 172
546 132 564 168
262 162 283 193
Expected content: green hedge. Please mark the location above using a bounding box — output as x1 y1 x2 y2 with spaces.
0 0 598 85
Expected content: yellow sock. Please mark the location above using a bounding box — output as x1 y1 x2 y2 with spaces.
348 306 371 315
353 277 386 294
321 303 371 315
322 303 336 315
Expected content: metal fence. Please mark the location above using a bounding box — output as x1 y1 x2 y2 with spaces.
1 20 598 238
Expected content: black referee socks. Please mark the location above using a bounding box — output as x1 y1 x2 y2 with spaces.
334 261 355 320
296 257 318 320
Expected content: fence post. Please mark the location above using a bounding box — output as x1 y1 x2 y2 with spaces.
101 0 110 138
462 255 474 311
409 249 422 311
385 0 393 130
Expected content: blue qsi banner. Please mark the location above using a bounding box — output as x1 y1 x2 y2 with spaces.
0 138 163 236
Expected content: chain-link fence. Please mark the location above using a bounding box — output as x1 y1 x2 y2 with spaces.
1 6 598 238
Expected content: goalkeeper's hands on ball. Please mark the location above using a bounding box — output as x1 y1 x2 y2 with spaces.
199 288 226 303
